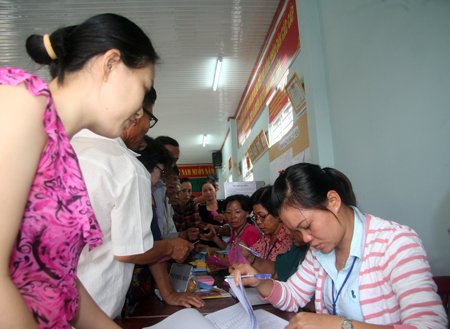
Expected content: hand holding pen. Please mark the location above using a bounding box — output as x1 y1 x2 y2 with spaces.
225 274 271 280
228 263 275 297
238 243 261 257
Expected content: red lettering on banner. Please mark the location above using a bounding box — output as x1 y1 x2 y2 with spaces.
178 165 216 178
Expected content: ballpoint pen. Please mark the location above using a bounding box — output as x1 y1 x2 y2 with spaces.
225 274 272 280
239 243 262 257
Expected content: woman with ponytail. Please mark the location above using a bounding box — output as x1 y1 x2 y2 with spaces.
231 163 448 329
0 13 158 328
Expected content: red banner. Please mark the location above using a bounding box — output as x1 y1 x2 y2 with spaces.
269 90 290 123
236 0 300 146
178 165 216 178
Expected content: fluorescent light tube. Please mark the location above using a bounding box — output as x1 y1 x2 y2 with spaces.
213 57 222 91
202 134 207 147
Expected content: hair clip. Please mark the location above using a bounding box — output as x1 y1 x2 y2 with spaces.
278 169 286 175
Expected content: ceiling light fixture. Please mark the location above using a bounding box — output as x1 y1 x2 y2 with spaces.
213 57 223 91
202 134 207 147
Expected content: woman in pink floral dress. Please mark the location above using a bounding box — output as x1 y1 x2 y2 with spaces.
0 13 159 329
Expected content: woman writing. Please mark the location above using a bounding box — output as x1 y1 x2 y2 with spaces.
0 13 158 329
244 186 292 262
231 163 448 328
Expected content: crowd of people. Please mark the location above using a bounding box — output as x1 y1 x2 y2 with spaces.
0 12 447 329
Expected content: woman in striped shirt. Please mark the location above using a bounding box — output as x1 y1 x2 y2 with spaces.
230 163 448 329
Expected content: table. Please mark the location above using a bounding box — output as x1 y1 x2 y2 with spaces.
114 273 296 329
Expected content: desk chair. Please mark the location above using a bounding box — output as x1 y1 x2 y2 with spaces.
433 276 450 316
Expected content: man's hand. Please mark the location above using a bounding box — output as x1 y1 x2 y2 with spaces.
186 227 200 241
167 238 193 263
163 291 205 308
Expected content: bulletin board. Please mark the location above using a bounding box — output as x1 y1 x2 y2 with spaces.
269 111 310 184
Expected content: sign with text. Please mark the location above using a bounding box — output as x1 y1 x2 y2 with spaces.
224 182 257 198
169 263 194 293
178 165 216 178
236 0 300 146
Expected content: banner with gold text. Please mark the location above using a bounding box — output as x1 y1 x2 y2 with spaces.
236 0 300 146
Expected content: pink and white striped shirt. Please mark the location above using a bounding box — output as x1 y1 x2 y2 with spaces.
266 213 448 329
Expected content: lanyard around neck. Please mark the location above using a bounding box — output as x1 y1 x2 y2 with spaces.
331 257 357 316
233 223 247 242
264 238 278 260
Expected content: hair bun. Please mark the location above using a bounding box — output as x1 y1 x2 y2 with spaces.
26 34 54 65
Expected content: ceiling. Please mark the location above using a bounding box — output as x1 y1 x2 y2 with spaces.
0 0 281 164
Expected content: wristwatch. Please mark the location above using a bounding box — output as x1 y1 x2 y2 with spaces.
341 319 353 329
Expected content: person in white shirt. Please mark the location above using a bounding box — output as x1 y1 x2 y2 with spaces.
74 92 201 319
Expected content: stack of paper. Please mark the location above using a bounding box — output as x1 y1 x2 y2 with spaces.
197 275 215 285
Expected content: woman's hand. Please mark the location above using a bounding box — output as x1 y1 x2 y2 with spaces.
207 251 229 273
286 313 344 329
200 224 216 241
228 263 261 287
237 239 252 260
213 213 225 224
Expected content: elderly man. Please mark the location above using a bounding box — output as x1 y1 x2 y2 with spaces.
73 89 203 319
161 167 181 239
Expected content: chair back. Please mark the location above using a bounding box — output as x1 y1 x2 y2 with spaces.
433 276 450 315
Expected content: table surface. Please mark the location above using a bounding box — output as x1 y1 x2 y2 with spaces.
114 273 296 329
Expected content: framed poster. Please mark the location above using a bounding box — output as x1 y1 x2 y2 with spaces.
259 130 269 150
233 161 242 177
246 154 252 170
248 148 256 163
285 72 306 115
255 138 263 154
251 143 259 158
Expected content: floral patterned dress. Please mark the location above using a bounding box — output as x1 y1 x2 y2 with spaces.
1 68 103 328
251 224 292 261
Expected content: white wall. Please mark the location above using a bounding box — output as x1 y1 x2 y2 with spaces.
221 0 450 275
297 0 450 275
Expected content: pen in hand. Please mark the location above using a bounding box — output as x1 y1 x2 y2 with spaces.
226 274 272 280
238 243 262 257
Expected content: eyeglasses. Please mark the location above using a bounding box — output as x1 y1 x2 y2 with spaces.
143 107 158 128
155 164 164 174
253 213 270 223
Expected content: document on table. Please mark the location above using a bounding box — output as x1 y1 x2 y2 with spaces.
206 303 288 329
144 303 288 329
229 287 271 306
225 276 258 329
144 277 288 329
